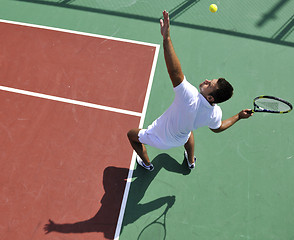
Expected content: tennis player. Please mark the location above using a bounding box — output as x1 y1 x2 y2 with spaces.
127 10 253 171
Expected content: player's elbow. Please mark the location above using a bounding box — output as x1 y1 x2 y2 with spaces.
210 127 223 133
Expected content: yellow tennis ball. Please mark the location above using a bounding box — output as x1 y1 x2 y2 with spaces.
209 4 218 13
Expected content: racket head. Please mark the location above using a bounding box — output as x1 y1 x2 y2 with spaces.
253 95 293 114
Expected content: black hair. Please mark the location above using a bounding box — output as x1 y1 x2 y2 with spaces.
210 78 234 104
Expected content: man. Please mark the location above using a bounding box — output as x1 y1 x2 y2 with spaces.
127 10 253 171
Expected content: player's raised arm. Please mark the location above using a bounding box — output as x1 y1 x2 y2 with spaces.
160 10 184 88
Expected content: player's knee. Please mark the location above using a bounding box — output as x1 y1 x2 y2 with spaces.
127 130 131 139
127 129 135 141
127 129 139 142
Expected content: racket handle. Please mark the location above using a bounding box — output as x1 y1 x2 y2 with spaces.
246 110 254 114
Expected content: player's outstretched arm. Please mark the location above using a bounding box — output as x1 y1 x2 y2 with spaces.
160 10 184 88
210 109 253 133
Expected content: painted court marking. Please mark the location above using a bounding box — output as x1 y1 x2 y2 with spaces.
0 19 159 47
0 19 160 239
0 85 142 117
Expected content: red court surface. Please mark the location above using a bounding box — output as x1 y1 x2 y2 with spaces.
0 21 159 240
0 21 156 113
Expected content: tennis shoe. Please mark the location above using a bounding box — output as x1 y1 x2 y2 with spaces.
136 155 154 171
184 150 196 169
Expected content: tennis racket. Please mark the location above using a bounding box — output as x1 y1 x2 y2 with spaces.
249 95 292 114
137 196 175 240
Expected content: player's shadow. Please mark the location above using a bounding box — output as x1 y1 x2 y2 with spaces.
43 153 190 239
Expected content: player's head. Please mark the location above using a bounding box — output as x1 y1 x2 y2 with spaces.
199 78 233 104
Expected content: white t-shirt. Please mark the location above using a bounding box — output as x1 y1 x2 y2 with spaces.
145 77 222 148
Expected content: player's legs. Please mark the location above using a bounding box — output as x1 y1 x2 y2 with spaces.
184 131 195 164
127 128 152 166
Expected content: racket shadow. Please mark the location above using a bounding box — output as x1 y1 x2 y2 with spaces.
122 153 190 238
136 200 173 240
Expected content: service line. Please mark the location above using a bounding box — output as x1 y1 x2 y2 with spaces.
0 86 142 117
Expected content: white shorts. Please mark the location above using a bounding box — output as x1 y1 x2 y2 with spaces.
138 129 191 150
138 129 171 149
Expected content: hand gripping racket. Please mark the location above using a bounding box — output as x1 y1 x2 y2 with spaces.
249 95 292 114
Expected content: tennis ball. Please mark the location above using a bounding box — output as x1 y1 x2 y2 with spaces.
209 4 218 13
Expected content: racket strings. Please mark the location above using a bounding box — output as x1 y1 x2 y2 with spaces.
255 98 291 112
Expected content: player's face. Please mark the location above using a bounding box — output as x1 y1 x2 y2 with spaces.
199 79 218 97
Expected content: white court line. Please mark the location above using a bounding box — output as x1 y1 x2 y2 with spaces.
113 37 160 240
0 86 142 117
0 18 159 48
0 18 160 239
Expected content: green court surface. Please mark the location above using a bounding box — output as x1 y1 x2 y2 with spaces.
1 0 294 239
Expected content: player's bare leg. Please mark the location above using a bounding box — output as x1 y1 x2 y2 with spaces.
184 131 195 165
127 128 151 166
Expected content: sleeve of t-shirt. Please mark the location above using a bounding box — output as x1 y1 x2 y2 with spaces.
173 76 198 105
209 106 222 129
